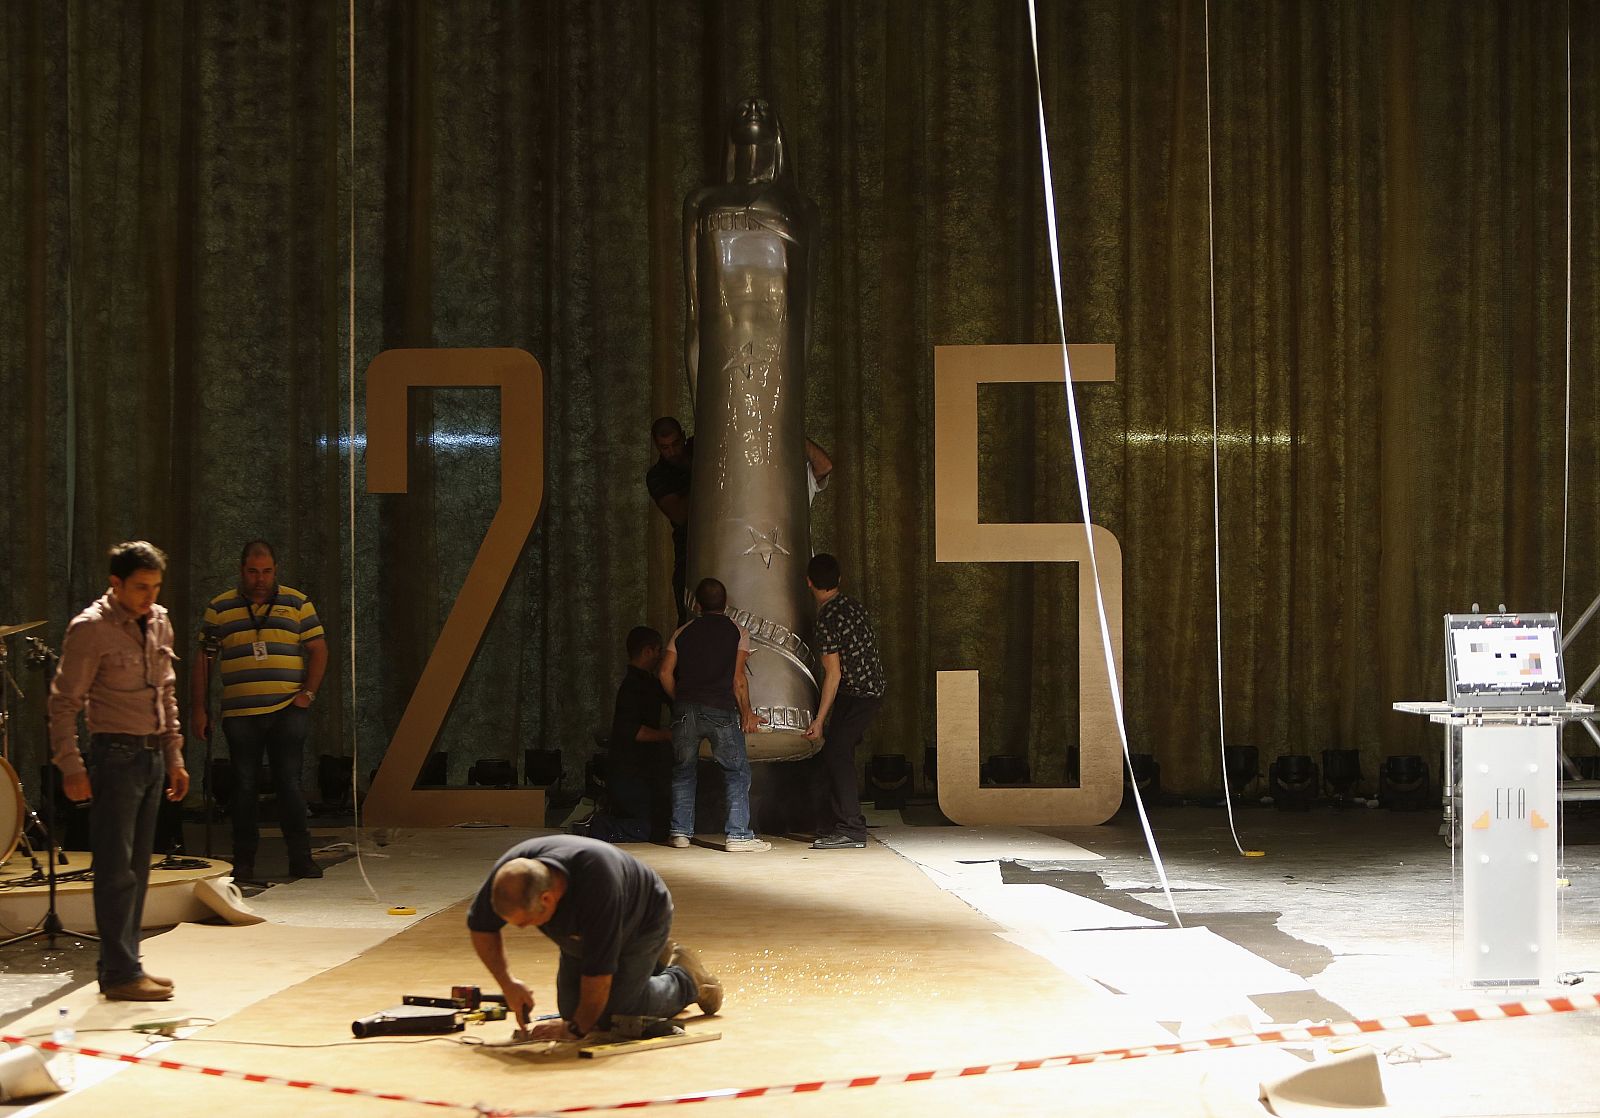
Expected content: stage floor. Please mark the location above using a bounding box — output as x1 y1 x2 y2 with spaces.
1 806 1598 1117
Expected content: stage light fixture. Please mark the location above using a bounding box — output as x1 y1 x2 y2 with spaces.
866 753 912 810
417 751 448 787
524 748 563 788
467 759 516 787
981 753 1031 786
318 754 353 805
1269 754 1318 811
1125 753 1160 798
1379 755 1429 810
1223 746 1260 794
1321 749 1362 802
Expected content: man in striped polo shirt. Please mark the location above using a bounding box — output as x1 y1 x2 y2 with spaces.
191 539 328 881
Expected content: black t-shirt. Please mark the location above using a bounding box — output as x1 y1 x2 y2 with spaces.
464 836 673 976
610 664 667 755
645 437 694 550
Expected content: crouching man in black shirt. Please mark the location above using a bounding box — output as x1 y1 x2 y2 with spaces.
466 835 722 1040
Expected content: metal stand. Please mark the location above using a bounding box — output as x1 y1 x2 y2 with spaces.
1397 700 1596 987
1558 591 1600 800
0 804 99 950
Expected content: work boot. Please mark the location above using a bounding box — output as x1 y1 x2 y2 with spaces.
144 972 175 987
288 859 323 879
102 977 173 1002
669 944 723 1015
667 834 690 848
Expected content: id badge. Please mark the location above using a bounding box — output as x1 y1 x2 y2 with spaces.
252 641 268 661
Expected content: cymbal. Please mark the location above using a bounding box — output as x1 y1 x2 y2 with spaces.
0 620 45 640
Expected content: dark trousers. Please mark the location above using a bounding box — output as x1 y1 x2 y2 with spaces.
816 694 882 840
87 735 166 989
224 704 311 862
553 908 697 1025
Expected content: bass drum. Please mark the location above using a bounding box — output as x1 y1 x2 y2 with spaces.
0 756 23 865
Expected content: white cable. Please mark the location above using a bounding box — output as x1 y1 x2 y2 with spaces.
1559 2 1573 630
1201 0 1250 857
346 0 380 904
1025 0 1182 928
1557 2 1573 940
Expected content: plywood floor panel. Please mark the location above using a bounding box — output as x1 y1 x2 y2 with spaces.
35 837 1198 1118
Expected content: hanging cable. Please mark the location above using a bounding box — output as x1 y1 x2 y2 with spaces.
1025 0 1182 927
1559 2 1573 632
1556 0 1574 940
1201 0 1257 859
345 0 380 904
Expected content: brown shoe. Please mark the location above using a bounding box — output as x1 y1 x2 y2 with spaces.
144 972 174 987
103 977 174 1002
669 944 723 1015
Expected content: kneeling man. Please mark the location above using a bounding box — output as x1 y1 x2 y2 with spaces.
466 835 721 1040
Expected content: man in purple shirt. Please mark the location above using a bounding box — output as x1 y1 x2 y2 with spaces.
48 541 190 1002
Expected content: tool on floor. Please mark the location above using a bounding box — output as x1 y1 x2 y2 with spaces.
577 1016 720 1059
352 986 510 1037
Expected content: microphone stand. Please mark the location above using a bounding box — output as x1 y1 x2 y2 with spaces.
1 641 98 951
0 802 98 950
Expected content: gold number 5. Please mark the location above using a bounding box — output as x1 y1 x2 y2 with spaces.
933 343 1125 826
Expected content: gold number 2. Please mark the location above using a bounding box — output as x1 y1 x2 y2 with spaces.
363 348 547 826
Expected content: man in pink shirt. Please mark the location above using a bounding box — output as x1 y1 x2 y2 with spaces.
49 541 190 1002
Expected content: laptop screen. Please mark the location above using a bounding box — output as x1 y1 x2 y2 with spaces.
1445 613 1565 706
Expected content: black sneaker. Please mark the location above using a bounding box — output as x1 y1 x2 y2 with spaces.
810 834 867 850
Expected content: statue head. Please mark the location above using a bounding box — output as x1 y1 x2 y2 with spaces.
723 97 790 185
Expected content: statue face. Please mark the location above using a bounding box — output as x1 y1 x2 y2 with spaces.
730 98 778 145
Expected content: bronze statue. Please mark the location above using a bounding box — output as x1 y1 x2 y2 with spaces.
683 98 820 761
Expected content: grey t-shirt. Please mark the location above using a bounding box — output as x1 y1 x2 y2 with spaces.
465 835 672 976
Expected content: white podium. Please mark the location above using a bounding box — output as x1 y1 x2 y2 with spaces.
1394 701 1594 986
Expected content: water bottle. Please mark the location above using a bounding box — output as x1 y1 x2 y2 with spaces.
52 1006 75 1087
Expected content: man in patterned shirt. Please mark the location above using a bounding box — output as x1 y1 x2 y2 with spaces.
192 539 328 882
50 541 190 1001
801 553 886 850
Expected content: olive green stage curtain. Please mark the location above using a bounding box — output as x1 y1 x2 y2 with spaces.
2 0 1597 804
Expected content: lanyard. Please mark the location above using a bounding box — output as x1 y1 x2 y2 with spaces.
246 590 277 643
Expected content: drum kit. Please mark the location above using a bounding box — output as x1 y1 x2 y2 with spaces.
0 618 46 866
0 617 98 949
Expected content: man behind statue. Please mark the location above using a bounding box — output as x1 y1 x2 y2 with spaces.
583 626 672 843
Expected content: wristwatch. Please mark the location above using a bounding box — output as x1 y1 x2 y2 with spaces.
300 690 316 703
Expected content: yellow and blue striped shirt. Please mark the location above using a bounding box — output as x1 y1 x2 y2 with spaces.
200 584 325 718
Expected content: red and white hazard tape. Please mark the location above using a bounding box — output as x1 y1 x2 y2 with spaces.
6 992 1598 1117
1 1032 472 1112
522 993 1600 1115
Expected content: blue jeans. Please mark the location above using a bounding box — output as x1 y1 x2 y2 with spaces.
669 702 754 840
554 908 697 1025
87 736 166 989
224 704 311 862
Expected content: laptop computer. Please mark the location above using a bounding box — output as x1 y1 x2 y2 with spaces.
1444 612 1566 709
